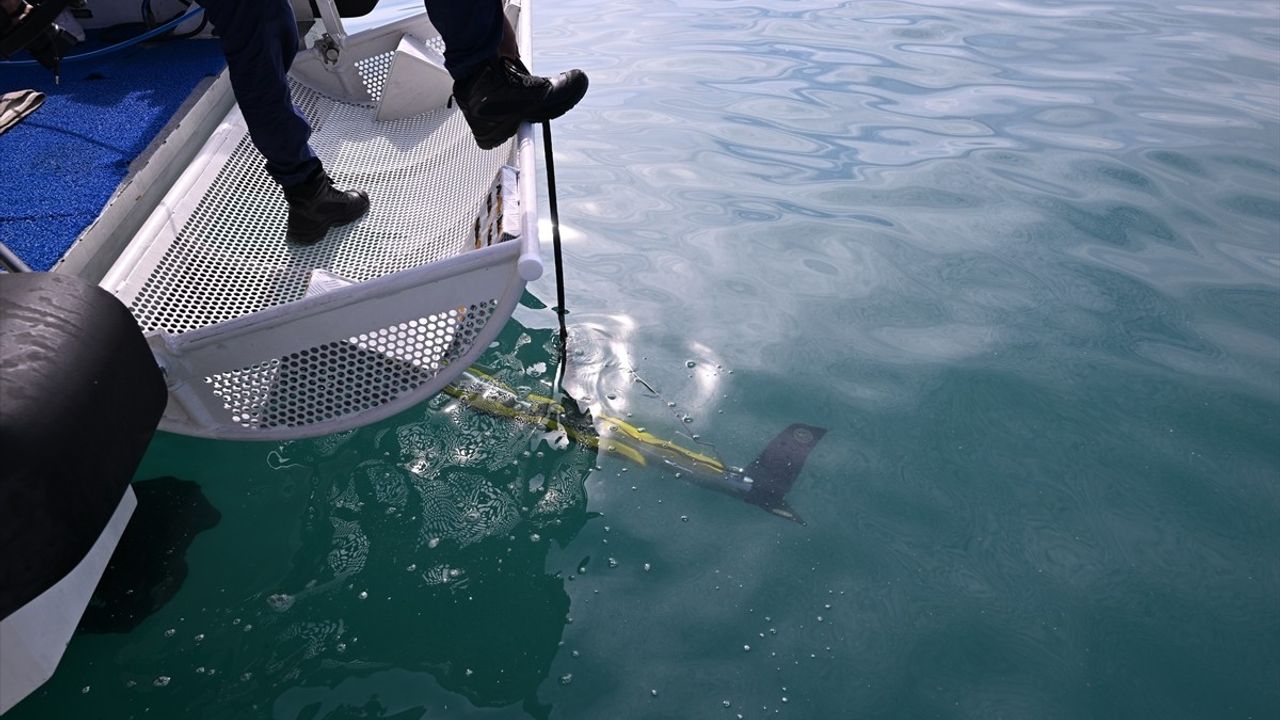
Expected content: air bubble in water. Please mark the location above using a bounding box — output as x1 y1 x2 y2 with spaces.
686 360 696 368
80 686 90 694
358 591 368 600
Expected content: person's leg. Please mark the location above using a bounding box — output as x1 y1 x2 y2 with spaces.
424 0 589 149
197 0 318 186
195 0 368 244
421 0 505 80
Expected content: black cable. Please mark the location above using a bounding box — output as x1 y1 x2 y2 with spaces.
541 120 570 399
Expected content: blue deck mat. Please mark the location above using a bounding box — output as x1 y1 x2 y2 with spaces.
0 35 226 271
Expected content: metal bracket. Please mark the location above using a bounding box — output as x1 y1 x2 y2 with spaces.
317 32 341 64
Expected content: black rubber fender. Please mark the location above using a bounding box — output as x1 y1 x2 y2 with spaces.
0 272 167 619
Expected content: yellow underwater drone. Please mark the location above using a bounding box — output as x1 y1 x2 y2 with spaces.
444 367 827 524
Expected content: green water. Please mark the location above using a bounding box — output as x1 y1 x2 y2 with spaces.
11 1 1280 718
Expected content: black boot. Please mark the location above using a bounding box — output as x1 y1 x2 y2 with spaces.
453 57 589 150
283 167 370 244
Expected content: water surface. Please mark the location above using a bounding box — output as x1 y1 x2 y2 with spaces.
12 1 1280 718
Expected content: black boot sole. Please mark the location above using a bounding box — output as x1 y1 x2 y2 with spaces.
286 192 371 245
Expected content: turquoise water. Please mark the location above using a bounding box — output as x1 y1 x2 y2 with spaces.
11 1 1280 718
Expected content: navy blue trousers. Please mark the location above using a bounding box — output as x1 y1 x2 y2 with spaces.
196 0 504 187
423 0 505 79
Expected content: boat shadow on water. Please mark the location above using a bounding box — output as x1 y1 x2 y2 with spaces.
79 477 222 635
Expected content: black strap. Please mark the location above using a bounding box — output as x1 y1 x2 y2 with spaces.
541 121 571 399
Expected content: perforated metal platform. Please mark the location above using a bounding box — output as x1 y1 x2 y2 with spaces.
127 78 509 335
99 5 543 440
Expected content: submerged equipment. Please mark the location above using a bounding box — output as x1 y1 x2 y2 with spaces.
445 368 827 523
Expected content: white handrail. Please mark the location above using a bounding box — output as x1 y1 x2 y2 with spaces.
515 0 543 282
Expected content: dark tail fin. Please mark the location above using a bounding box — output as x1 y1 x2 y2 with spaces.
744 423 827 524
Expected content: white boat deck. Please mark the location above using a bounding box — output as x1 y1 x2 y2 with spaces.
93 4 540 441
118 76 510 335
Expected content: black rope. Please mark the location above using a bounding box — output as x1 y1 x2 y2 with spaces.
542 120 570 398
